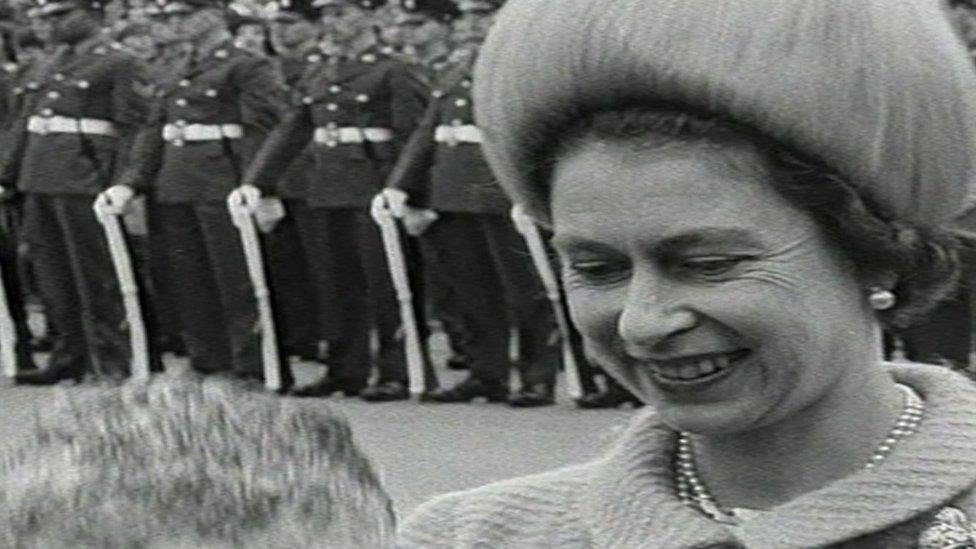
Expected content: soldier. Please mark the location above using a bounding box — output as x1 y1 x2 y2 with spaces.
0 0 151 384
384 0 560 407
108 0 292 388
260 0 325 362
0 8 40 374
243 0 428 400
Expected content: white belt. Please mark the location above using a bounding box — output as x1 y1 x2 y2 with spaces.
27 115 117 137
434 124 482 145
161 123 244 143
313 127 394 146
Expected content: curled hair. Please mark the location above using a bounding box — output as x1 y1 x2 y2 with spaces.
550 108 962 328
0 374 395 548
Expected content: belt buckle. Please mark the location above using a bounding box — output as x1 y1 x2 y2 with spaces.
324 126 340 148
165 125 186 146
447 121 462 147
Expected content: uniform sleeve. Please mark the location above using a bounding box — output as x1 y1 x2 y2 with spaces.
109 55 154 186
232 55 289 172
388 62 429 154
385 101 438 208
0 118 27 189
114 98 165 192
240 106 313 195
396 494 461 549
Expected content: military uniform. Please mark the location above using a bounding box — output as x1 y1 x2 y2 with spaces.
0 0 152 383
245 0 428 396
119 0 290 383
387 38 560 405
0 60 38 371
260 0 324 361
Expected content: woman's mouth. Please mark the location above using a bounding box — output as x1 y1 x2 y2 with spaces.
646 349 752 385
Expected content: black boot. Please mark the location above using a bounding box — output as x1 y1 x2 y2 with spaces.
508 383 556 408
361 380 410 402
421 377 508 403
14 365 85 386
289 376 364 398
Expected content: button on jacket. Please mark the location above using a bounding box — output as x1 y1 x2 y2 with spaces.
245 48 428 208
120 40 287 203
0 37 151 195
386 59 509 215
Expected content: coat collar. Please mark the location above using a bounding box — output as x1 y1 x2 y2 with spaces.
583 363 976 548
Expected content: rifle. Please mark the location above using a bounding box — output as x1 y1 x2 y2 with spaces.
371 192 438 395
93 193 151 381
511 205 583 399
227 188 284 392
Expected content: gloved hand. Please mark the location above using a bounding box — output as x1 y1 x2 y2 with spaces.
253 196 286 234
401 206 439 237
95 185 135 216
235 183 263 212
382 188 409 218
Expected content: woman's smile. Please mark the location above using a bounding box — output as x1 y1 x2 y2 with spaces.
641 348 751 385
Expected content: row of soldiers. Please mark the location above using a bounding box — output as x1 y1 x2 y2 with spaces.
0 0 647 408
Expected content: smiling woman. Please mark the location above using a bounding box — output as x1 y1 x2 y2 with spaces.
397 0 976 548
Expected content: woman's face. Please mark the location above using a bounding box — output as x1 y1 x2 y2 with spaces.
550 137 876 436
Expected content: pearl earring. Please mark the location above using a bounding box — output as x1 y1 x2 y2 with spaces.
869 287 896 311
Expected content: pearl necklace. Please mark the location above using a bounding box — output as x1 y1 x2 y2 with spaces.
675 383 925 525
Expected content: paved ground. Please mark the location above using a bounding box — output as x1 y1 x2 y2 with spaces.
0 357 638 518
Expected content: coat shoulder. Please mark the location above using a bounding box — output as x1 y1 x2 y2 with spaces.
398 462 599 548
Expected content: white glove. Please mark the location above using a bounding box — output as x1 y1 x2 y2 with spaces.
96 185 135 216
253 196 286 234
382 188 410 218
235 183 263 211
402 206 439 237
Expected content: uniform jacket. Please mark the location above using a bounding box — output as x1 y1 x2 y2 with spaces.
386 56 510 215
119 39 287 204
400 363 976 548
0 36 150 196
272 49 317 200
244 47 427 209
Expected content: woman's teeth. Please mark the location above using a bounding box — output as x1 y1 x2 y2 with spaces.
650 354 731 381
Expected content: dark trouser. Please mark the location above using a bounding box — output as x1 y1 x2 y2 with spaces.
293 205 403 387
265 200 321 360
143 196 185 354
152 203 271 376
0 203 36 366
421 212 558 387
22 194 130 376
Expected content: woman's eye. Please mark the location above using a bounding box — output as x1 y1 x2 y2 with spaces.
677 256 747 278
565 260 629 284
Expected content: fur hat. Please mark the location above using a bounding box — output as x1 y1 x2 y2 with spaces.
473 0 976 229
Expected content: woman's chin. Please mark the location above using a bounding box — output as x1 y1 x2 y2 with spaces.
657 403 760 436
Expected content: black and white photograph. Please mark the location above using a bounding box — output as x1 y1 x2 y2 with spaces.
0 0 972 546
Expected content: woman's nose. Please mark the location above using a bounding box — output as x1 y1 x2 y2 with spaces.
617 278 696 352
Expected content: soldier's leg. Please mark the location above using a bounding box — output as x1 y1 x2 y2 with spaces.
481 214 559 394
263 200 320 361
355 210 409 386
153 204 233 374
19 194 88 377
422 238 472 369
0 204 36 368
421 213 511 402
145 197 185 355
56 196 133 378
293 207 370 393
195 204 267 378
